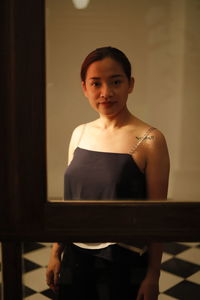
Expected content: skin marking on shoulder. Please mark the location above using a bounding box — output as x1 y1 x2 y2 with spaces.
136 136 155 141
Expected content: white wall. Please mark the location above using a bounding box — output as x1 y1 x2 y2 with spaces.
46 0 200 201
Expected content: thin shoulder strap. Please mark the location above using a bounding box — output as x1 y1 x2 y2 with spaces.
129 127 156 155
77 123 87 147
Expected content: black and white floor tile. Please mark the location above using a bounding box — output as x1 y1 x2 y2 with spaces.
1 242 200 299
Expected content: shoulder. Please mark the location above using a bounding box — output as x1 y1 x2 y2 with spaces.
72 119 99 134
133 118 168 155
71 124 85 138
144 127 170 170
131 119 169 165
69 124 86 149
70 119 100 146
144 128 170 199
67 124 86 165
130 116 167 145
71 120 98 139
145 128 168 152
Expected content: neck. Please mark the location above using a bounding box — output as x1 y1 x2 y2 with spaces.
98 107 134 130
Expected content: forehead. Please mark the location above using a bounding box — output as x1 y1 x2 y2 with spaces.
86 57 125 79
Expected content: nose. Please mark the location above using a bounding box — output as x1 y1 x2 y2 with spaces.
100 84 114 99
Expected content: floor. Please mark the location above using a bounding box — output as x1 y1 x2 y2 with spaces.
1 242 200 299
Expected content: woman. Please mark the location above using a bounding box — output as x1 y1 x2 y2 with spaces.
46 46 170 300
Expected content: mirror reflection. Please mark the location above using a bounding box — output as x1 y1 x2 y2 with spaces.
46 0 200 202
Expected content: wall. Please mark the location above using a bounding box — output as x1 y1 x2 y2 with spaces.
46 0 200 201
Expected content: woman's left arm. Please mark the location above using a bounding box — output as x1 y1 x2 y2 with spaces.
136 129 170 300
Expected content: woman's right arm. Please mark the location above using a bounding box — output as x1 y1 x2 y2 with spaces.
46 243 64 292
46 125 85 291
68 124 85 165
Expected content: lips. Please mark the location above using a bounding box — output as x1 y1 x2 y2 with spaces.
99 101 116 105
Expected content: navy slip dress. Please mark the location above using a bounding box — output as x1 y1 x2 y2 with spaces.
57 128 155 300
64 147 146 201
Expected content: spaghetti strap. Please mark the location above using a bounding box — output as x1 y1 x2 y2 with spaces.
129 127 156 155
77 123 87 147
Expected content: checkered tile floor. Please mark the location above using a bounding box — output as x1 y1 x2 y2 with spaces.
1 242 200 299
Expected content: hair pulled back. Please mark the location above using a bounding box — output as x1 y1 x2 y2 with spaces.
80 46 132 82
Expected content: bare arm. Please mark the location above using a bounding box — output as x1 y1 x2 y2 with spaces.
146 129 170 274
68 124 85 165
136 129 170 300
46 125 85 291
145 129 170 200
46 243 64 292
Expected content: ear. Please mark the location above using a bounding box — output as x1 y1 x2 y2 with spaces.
128 77 135 94
82 81 88 98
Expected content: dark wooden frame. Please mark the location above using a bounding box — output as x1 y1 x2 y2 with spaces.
1 0 200 299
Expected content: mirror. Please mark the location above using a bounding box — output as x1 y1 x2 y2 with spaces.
45 0 200 201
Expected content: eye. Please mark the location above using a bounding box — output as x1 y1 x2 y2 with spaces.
91 81 101 87
112 80 121 86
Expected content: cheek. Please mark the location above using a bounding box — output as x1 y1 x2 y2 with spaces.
87 96 97 107
87 90 99 100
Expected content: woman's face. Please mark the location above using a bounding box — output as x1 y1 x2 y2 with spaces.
82 57 134 117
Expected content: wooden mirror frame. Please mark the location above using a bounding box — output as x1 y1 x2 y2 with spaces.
1 1 200 299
